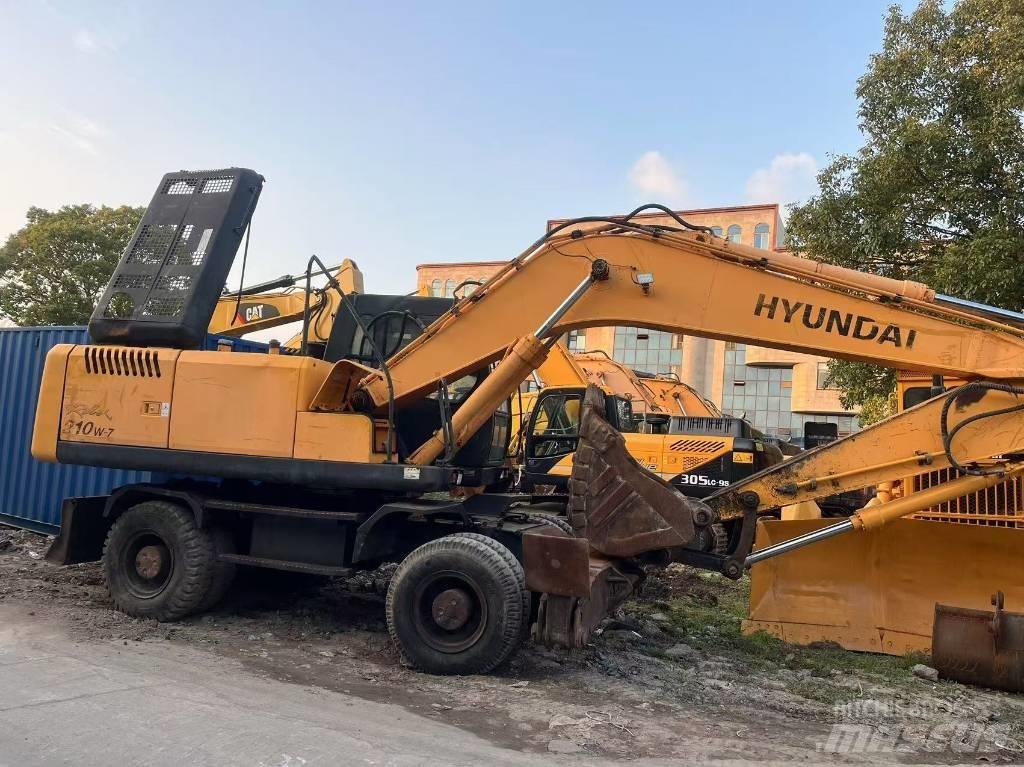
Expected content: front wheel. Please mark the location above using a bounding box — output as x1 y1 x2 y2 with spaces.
386 534 525 675
103 500 234 621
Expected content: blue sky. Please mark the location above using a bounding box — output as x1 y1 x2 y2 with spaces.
0 1 900 294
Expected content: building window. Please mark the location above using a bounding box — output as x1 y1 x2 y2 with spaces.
721 349 794 438
721 349 858 443
444 279 456 298
566 330 586 352
816 362 836 390
430 279 442 297
754 223 770 249
612 327 681 376
711 226 723 238
727 224 742 243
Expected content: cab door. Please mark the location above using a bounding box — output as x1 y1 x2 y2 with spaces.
523 389 584 487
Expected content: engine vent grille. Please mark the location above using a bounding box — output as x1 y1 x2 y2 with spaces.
84 347 162 378
668 438 726 454
912 468 1024 528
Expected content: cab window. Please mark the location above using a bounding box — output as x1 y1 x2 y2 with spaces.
611 397 635 432
529 393 581 458
902 386 932 411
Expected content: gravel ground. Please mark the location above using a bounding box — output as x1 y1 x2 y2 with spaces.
2 524 1022 763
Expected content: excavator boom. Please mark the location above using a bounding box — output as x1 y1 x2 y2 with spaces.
358 225 1024 411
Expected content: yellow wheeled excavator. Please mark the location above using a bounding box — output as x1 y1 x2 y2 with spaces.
33 170 1024 678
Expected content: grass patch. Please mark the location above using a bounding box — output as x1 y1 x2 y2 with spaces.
630 567 926 683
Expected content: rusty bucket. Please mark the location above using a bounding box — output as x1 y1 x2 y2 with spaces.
933 591 1024 693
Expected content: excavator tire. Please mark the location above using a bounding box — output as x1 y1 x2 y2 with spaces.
519 512 574 536
103 501 226 622
450 532 533 640
386 534 525 675
197 527 238 612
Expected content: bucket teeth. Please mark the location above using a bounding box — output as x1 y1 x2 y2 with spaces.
570 385 698 558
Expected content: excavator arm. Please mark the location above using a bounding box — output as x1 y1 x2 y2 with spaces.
347 219 1024 568
208 259 364 345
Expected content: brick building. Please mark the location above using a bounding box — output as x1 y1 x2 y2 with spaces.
415 203 859 445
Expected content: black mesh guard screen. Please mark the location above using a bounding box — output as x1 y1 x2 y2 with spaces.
89 167 264 348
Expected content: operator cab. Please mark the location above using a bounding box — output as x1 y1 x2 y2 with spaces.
522 387 634 488
318 293 511 469
522 386 787 496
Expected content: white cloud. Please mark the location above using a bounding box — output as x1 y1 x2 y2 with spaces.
69 115 107 139
47 114 108 156
744 152 818 212
628 151 690 207
72 27 115 54
73 28 98 53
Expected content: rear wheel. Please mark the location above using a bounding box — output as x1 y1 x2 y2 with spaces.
519 511 574 535
197 527 237 611
102 501 231 621
386 534 525 675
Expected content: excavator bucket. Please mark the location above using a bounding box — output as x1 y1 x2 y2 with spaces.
933 592 1024 693
528 385 701 648
568 385 697 557
744 518 1024 656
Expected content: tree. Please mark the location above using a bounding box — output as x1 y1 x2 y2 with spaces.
787 0 1024 422
0 205 144 326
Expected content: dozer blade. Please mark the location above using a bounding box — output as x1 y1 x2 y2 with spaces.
933 592 1024 693
744 518 1024 657
568 385 697 558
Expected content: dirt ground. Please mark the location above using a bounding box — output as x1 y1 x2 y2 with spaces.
2 525 1022 763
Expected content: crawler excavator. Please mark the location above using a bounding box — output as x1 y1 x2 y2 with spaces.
33 168 1024 678
208 258 365 353
514 343 783 503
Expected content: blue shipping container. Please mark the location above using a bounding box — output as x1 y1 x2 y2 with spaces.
0 327 268 534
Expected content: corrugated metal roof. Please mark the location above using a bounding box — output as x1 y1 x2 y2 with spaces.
0 327 268 533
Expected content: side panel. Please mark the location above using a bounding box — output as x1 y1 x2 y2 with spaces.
169 352 318 457
662 435 733 481
294 412 383 463
622 433 664 473
60 346 180 448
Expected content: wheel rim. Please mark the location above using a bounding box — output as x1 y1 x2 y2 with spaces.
121 530 173 599
412 570 487 653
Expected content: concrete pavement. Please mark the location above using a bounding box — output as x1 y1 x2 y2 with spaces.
0 604 585 767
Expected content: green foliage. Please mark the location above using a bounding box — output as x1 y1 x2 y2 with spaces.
788 0 1024 407
824 360 897 424
0 205 144 326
